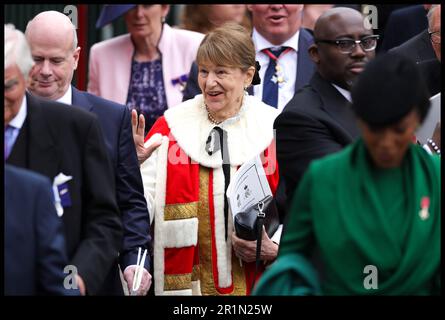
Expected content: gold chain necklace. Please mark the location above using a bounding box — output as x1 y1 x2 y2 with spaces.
205 105 222 125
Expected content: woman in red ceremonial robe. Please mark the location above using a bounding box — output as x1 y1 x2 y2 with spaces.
138 23 281 295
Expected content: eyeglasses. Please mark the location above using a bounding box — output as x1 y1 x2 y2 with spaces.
315 35 380 54
429 31 440 44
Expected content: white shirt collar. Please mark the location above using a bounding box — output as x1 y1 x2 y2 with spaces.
56 85 72 105
331 83 352 103
9 94 27 129
252 28 300 53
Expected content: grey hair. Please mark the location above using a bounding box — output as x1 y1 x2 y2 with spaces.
4 24 35 77
427 5 439 31
25 12 78 51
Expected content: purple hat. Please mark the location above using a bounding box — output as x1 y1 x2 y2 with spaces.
96 5 136 28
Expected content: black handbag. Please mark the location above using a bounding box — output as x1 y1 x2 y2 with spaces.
234 195 280 241
234 195 280 291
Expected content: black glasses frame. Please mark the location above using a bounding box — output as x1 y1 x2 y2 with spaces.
315 35 380 53
429 31 440 44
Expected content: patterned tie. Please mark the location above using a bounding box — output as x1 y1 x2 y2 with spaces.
4 125 16 159
262 46 291 108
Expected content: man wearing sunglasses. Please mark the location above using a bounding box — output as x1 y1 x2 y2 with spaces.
275 7 377 208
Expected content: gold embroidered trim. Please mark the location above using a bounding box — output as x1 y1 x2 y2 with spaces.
164 202 198 220
197 167 246 295
197 167 215 294
164 273 192 291
192 265 200 282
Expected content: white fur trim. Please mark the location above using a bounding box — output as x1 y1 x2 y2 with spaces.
191 280 201 295
162 218 198 248
212 167 232 288
164 94 279 168
153 137 169 295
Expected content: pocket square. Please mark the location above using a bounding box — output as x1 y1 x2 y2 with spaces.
52 173 73 217
57 182 72 207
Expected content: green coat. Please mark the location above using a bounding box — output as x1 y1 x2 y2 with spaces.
277 139 440 295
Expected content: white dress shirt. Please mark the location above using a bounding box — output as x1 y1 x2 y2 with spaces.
9 94 28 130
56 85 72 105
332 83 352 103
252 28 300 112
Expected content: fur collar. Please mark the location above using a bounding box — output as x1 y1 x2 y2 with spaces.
164 94 279 168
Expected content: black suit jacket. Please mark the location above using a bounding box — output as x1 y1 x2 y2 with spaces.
71 87 151 272
381 5 428 52
182 28 315 101
390 29 436 63
7 93 122 295
4 165 79 295
274 72 360 207
417 59 441 97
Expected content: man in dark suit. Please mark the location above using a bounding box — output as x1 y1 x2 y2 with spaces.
389 30 436 64
274 7 377 208
389 5 438 64
380 5 430 53
416 5 441 97
5 23 122 295
25 11 152 295
5 164 80 296
183 4 316 112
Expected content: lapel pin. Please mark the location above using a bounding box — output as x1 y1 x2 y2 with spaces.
419 196 430 220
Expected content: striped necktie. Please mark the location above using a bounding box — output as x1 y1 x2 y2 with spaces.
262 46 291 108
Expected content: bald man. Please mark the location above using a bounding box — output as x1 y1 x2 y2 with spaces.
25 11 152 295
274 7 377 207
6 23 121 296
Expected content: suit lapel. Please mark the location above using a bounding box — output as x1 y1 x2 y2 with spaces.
25 93 60 179
311 73 360 140
295 28 315 92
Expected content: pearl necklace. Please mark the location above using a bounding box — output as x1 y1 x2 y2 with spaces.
205 105 222 125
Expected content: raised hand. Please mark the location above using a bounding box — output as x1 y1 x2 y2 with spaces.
131 109 162 165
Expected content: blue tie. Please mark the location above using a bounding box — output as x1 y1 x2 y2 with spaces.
262 46 288 108
4 125 17 159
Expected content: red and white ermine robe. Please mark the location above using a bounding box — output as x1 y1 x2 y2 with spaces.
141 94 280 295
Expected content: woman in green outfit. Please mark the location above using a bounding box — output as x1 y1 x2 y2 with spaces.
254 52 440 295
